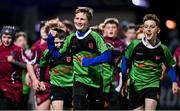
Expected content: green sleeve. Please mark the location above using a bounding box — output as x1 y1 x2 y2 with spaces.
101 63 113 93
59 33 75 54
125 40 135 59
125 40 141 59
91 31 108 53
39 49 49 67
161 44 175 67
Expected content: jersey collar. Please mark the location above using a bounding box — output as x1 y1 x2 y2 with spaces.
76 29 92 39
142 36 161 49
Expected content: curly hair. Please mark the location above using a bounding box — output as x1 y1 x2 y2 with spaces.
44 18 66 35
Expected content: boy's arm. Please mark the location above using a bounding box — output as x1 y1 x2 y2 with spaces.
82 50 112 67
47 33 62 59
162 45 179 93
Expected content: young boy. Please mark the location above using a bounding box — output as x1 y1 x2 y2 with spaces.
121 14 179 110
26 21 51 110
102 18 126 109
39 27 73 110
14 32 31 109
0 26 25 109
47 7 112 110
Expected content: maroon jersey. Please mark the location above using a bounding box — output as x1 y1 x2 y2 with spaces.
104 36 127 89
30 40 49 81
174 47 180 86
104 36 126 51
0 44 23 103
30 39 50 105
104 36 126 65
31 40 47 63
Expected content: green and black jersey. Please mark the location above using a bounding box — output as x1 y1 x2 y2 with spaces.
59 29 112 92
125 37 175 91
40 49 73 87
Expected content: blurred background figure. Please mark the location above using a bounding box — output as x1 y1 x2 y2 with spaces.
62 20 74 34
123 23 137 45
14 32 31 110
136 24 145 39
174 47 180 87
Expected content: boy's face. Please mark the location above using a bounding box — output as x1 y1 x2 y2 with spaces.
103 23 118 38
54 37 64 48
1 34 13 47
40 26 48 40
125 28 136 40
15 36 27 48
143 20 160 40
74 12 89 31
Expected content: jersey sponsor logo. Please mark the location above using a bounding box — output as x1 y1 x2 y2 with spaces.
66 56 72 63
71 45 76 48
136 52 143 55
88 43 94 49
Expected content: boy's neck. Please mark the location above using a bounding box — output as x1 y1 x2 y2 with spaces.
148 37 156 46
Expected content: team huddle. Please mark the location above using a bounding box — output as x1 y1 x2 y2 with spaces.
0 6 180 110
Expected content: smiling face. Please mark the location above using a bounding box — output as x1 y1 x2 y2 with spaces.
103 23 118 38
74 12 89 31
1 34 13 47
143 20 160 41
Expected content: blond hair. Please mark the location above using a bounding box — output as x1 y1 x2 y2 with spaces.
45 18 67 34
75 6 93 22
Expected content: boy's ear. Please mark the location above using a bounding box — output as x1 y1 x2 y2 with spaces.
157 28 161 34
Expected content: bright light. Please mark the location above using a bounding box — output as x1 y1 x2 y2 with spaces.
132 0 141 6
166 20 176 29
132 0 149 8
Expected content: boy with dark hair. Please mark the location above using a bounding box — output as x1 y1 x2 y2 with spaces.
39 28 73 110
121 14 179 110
0 26 25 109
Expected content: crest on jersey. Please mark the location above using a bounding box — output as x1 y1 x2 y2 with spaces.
155 56 160 60
88 43 94 49
66 56 72 63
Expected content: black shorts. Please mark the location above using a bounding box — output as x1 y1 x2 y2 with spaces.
50 84 73 107
129 87 160 109
73 81 103 110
